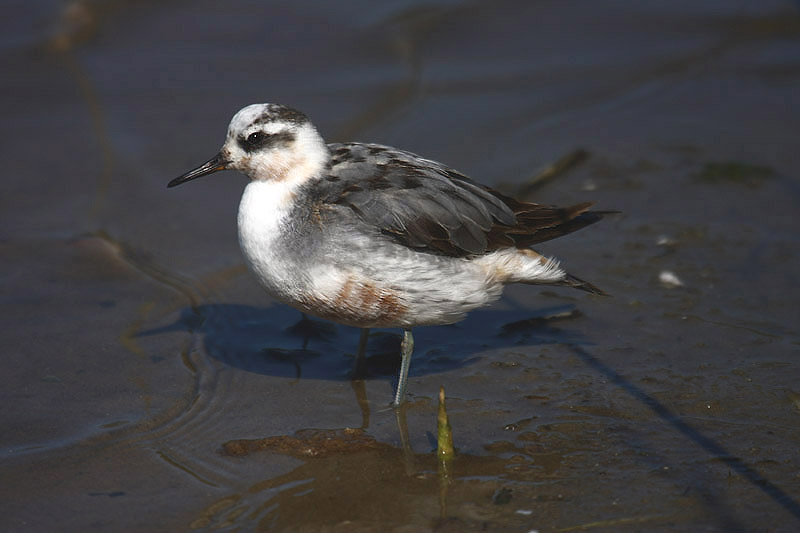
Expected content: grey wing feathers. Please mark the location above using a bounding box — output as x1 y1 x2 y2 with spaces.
319 143 603 257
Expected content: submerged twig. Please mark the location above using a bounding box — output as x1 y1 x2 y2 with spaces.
437 386 454 521
437 386 455 459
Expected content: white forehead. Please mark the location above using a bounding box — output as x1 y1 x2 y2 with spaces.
228 104 269 133
227 103 306 137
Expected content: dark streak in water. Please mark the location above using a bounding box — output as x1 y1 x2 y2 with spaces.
569 344 800 522
156 449 219 488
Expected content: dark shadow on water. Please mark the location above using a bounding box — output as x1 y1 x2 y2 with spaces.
568 344 800 524
141 303 588 383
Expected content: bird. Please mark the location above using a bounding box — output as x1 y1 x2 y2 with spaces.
168 103 610 406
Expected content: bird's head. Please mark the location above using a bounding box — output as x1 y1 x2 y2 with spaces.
168 103 327 188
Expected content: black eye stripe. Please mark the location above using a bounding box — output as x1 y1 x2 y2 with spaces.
237 131 296 153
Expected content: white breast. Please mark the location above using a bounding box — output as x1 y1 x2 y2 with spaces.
237 180 304 301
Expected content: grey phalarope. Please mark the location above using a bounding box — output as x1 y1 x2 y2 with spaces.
168 103 610 406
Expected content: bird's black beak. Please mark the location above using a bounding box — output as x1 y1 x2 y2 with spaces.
167 152 229 188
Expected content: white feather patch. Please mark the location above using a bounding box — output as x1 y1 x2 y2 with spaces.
473 248 566 284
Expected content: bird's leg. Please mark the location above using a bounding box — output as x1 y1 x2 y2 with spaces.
357 328 370 358
393 328 414 407
351 328 370 379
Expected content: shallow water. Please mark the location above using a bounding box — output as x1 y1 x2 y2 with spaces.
3 1 800 531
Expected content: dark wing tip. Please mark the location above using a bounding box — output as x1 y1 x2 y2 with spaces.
561 273 610 296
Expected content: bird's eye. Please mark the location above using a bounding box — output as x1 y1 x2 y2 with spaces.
247 132 265 144
238 130 273 153
238 129 291 153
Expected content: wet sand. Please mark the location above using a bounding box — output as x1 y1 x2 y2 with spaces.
2 1 799 531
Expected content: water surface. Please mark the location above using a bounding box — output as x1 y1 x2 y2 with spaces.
2 1 799 531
